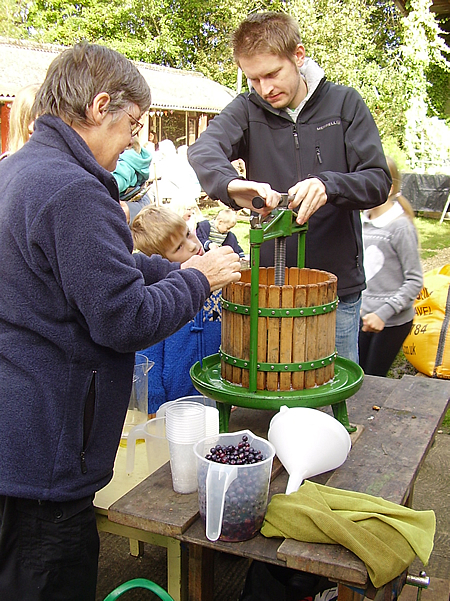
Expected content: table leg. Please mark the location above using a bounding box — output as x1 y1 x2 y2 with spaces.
188 543 215 601
166 538 188 601
129 538 145 557
96 512 186 601
338 584 365 600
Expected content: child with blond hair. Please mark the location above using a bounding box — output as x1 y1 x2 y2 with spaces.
197 208 245 258
0 83 40 160
131 206 222 413
132 205 204 262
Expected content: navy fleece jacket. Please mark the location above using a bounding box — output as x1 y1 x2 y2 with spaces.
0 115 210 502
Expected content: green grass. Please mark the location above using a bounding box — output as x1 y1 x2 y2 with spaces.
443 411 450 429
415 217 450 260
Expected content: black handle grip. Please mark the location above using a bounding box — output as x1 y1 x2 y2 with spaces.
252 196 265 209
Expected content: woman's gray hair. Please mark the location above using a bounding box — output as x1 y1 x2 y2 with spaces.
33 43 151 125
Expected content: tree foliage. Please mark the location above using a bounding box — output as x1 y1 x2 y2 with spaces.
3 0 450 170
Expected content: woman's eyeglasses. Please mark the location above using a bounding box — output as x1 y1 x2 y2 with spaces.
120 108 144 137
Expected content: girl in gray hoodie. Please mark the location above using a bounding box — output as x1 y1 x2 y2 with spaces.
359 157 423 376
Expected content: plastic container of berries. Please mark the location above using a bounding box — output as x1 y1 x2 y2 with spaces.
194 430 275 542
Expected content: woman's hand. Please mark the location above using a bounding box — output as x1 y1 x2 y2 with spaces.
182 245 241 291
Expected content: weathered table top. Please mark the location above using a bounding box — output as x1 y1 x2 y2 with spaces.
108 374 450 592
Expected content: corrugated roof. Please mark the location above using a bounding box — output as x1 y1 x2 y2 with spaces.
0 38 236 113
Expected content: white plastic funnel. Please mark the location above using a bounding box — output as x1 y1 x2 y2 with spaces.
268 406 351 495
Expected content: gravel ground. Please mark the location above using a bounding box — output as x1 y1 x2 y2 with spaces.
420 246 450 273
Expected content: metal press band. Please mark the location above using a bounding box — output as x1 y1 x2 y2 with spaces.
219 349 338 372
221 298 338 317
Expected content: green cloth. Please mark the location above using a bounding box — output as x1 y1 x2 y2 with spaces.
261 480 435 588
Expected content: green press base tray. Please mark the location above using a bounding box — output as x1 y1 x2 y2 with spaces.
190 353 364 432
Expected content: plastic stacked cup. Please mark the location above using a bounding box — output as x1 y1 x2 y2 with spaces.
165 401 206 494
155 395 216 419
204 406 220 437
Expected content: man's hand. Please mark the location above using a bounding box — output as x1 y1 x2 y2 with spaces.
227 179 281 216
361 313 385 333
181 246 241 292
288 178 327 225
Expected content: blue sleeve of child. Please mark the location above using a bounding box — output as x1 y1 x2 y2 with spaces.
225 231 245 257
196 220 211 247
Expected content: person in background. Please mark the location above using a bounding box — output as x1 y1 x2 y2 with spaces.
358 156 423 377
131 206 222 413
0 43 240 601
0 83 40 159
176 144 203 204
113 138 152 225
188 11 391 363
149 140 202 207
169 197 204 233
145 129 159 153
197 208 246 258
113 138 151 196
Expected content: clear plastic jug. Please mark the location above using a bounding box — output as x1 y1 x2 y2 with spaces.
126 417 170 475
121 354 154 443
194 430 275 542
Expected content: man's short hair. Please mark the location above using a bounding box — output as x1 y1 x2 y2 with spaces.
131 206 186 258
232 12 301 63
33 43 152 126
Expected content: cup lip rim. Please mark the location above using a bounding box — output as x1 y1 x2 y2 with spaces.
193 429 276 465
165 401 206 415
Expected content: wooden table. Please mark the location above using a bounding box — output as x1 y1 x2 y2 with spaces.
108 375 450 601
94 437 183 594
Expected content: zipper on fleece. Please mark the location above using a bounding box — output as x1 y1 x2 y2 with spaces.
80 370 97 474
80 451 87 475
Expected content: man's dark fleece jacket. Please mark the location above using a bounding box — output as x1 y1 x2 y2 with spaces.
188 58 391 297
0 115 210 502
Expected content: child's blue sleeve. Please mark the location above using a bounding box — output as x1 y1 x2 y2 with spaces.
144 293 222 413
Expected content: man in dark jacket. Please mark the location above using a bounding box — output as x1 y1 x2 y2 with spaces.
188 11 391 363
0 43 241 601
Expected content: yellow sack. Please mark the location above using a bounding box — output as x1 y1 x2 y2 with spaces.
403 265 450 378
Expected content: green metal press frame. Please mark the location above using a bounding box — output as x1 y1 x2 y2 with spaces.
190 207 363 432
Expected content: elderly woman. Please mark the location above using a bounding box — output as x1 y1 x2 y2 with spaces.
0 42 241 600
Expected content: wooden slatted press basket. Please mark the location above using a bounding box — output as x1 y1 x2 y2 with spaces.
221 267 338 392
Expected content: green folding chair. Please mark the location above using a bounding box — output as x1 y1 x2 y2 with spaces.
103 578 175 601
